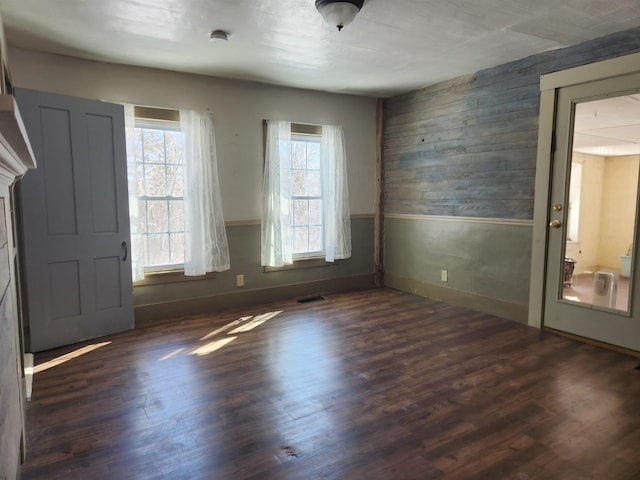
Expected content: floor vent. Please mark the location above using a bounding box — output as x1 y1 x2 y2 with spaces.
297 295 325 304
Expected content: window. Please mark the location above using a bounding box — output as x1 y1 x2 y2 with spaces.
291 133 323 257
125 106 230 281
133 116 185 269
567 162 582 242
261 120 351 268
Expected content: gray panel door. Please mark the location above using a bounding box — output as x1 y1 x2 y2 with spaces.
16 88 134 352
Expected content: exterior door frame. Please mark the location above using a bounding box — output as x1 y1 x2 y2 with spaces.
529 51 640 328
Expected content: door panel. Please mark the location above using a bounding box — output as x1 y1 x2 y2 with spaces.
87 113 119 234
16 88 134 352
49 261 81 319
544 73 640 351
95 256 123 310
41 107 77 236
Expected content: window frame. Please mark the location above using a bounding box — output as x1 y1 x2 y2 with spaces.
290 132 324 260
133 113 186 273
262 121 346 272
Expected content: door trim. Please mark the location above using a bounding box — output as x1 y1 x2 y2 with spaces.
543 327 640 359
529 52 640 328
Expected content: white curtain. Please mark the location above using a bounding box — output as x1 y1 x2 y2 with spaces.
123 104 146 282
321 125 351 261
180 110 231 275
261 120 293 267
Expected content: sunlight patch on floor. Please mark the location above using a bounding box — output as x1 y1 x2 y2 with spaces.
28 342 112 375
164 311 285 358
200 316 253 341
229 311 282 334
191 337 237 356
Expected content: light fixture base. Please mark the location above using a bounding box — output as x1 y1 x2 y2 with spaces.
209 30 230 44
315 0 364 31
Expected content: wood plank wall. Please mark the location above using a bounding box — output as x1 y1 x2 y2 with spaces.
384 27 640 220
0 197 21 480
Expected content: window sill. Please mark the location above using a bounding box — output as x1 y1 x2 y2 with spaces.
264 257 338 273
134 268 216 286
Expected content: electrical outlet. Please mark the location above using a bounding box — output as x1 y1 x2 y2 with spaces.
441 270 448 282
236 274 245 287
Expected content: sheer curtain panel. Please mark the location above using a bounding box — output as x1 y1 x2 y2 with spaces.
180 110 231 275
261 120 293 267
321 125 351 262
124 104 145 282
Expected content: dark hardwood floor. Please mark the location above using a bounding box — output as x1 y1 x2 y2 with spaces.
20 288 640 479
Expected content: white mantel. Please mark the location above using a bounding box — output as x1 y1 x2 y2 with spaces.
0 93 36 182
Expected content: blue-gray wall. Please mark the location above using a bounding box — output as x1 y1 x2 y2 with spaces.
383 27 640 322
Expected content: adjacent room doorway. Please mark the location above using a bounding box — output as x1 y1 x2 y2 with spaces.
532 57 640 352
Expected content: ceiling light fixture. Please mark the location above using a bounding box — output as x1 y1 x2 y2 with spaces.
209 30 229 44
315 0 364 31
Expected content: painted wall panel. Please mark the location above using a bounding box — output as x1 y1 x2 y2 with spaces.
9 49 377 315
9 48 377 221
384 26 640 221
134 217 375 309
598 155 639 271
385 217 532 309
383 27 640 318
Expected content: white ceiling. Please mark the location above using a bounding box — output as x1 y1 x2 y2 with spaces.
3 0 640 155
2 0 640 98
574 94 640 156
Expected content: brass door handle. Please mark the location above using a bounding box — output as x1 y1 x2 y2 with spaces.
549 220 562 229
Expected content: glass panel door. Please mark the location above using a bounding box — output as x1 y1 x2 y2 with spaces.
544 73 640 352
561 95 640 313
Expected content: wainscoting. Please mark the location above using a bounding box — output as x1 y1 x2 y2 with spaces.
384 215 531 323
133 217 375 323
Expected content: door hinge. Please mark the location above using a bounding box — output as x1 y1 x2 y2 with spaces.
551 131 556 153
